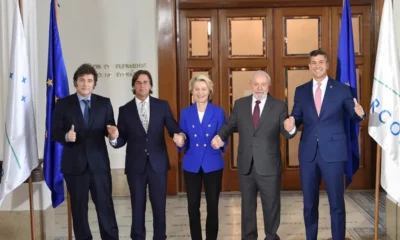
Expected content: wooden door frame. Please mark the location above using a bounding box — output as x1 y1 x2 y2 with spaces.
157 0 179 195
157 0 383 194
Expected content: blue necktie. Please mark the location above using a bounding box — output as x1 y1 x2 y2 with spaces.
82 99 90 128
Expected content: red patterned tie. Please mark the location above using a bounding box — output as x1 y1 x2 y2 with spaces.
253 100 261 128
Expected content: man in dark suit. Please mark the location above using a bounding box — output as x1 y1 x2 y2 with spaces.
287 49 365 240
107 70 184 240
212 70 296 240
52 63 119 240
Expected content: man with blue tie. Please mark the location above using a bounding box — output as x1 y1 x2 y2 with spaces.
52 63 119 240
286 49 365 240
107 70 184 240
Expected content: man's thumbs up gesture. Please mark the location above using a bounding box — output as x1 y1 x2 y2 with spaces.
353 98 365 117
67 125 76 142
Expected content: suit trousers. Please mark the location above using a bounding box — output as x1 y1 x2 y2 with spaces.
127 159 168 240
64 166 119 240
299 145 346 240
239 161 281 240
184 167 223 240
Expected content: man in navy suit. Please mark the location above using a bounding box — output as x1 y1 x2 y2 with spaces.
108 70 184 240
52 63 119 240
286 49 365 240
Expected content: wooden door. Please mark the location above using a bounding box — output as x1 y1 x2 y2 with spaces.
178 5 373 191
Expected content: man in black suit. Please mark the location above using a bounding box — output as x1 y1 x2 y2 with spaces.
52 63 119 240
107 70 184 240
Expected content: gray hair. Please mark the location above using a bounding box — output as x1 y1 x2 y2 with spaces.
249 70 271 84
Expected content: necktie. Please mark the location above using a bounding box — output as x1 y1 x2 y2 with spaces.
140 101 149 132
253 100 261 128
315 83 322 116
82 99 90 128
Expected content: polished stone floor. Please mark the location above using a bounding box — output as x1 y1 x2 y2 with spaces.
55 191 387 239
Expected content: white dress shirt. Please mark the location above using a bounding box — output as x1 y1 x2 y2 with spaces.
110 96 150 145
135 96 150 121
198 111 205 123
313 76 329 102
251 94 267 116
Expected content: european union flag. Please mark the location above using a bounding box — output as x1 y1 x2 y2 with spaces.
43 0 69 208
336 0 360 188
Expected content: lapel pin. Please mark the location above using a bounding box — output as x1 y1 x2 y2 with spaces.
330 85 333 89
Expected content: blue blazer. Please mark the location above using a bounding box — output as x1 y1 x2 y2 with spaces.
179 102 226 173
291 78 364 163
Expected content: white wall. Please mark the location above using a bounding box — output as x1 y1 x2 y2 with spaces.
1 0 158 167
395 0 400 60
35 0 158 168
0 0 158 211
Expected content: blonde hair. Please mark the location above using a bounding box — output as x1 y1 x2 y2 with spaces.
189 74 214 100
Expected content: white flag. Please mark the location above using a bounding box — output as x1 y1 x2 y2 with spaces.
368 0 400 203
0 0 39 205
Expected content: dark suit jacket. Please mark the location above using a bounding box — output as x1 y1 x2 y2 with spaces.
291 78 364 163
113 96 182 175
52 93 115 175
218 94 295 176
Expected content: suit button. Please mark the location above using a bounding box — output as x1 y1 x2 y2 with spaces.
204 144 207 147
192 125 195 128
145 149 147 152
196 144 199 147
146 138 148 141
194 134 197 137
205 134 209 137
208 124 211 127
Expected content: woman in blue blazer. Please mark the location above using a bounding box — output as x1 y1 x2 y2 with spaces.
177 75 226 240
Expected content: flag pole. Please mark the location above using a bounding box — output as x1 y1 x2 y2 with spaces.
374 145 382 240
335 1 355 239
18 0 36 239
28 176 36 240
52 1 73 239
372 1 389 239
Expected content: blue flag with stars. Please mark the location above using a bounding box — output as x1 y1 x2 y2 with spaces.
0 0 39 205
336 0 360 188
43 0 70 208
